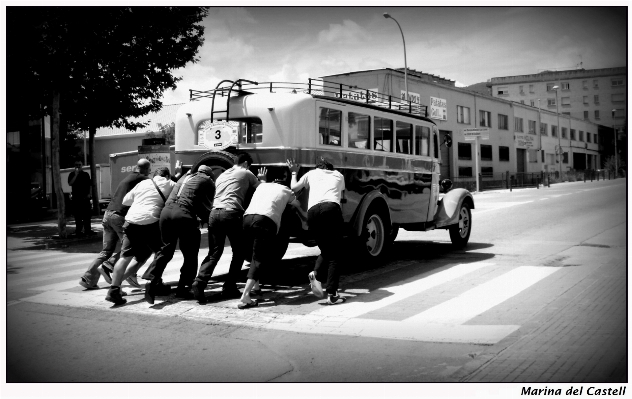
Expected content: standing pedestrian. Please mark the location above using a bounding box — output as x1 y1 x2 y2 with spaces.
78 158 151 289
287 156 347 305
192 153 265 302
238 169 297 309
142 165 215 304
67 160 94 236
104 166 176 305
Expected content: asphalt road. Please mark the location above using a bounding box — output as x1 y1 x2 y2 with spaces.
5 178 627 395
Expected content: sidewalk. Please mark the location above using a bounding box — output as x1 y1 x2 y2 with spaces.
7 215 105 250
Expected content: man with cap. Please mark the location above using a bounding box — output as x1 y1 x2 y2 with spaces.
142 164 216 303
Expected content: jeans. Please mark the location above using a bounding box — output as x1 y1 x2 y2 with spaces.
81 211 125 285
308 202 343 295
196 209 245 288
243 214 277 281
142 204 201 289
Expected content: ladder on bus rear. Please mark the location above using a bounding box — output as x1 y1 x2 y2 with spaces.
209 79 259 123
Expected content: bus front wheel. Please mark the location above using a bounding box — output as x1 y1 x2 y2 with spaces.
449 203 471 248
358 205 391 261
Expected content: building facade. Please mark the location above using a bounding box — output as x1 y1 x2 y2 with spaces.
488 67 626 133
321 68 600 184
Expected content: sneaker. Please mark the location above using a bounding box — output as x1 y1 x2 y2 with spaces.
192 281 207 304
79 277 98 290
102 260 115 272
326 294 346 305
98 265 112 284
221 286 242 299
309 271 324 298
126 275 141 289
175 288 194 300
105 287 127 305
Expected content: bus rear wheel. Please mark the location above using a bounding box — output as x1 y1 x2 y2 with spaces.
449 203 471 248
191 151 237 180
357 205 391 261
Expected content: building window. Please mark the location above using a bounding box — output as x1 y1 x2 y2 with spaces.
582 80 588 89
563 152 569 164
481 167 494 177
458 142 472 160
541 150 545 163
529 84 534 93
584 111 589 120
570 129 576 140
497 86 508 95
348 112 370 149
530 100 535 107
613 109 625 118
457 105 470 124
594 134 598 144
528 149 538 163
547 98 556 106
373 116 393 152
587 132 591 143
562 127 567 139
546 83 556 91
612 78 624 87
479 110 491 127
594 110 600 120
541 122 548 136
612 93 625 102
514 117 523 132
583 96 589 105
519 85 524 94
520 100 525 104
593 79 599 88
561 97 570 106
481 144 493 161
579 131 584 141
561 82 570 90
552 125 558 137
499 146 510 162
528 120 536 134
458 167 473 177
498 114 508 130
594 95 599 105
318 107 342 146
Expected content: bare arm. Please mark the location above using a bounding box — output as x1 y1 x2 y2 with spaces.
286 158 305 191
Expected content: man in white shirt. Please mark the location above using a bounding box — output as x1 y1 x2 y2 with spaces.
288 156 347 305
105 166 176 305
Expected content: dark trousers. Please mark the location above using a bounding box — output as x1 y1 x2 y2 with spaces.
243 214 277 281
308 202 343 295
120 222 162 264
143 204 201 288
72 197 92 233
196 209 245 287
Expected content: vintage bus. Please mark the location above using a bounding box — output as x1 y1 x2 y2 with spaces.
173 78 474 261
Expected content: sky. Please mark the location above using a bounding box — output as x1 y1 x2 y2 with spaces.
160 6 628 105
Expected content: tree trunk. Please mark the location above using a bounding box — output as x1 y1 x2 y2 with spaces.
88 126 100 215
51 90 67 238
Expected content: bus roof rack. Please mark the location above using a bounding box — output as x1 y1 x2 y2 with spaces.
189 78 428 118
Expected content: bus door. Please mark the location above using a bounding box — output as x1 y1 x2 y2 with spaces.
427 125 442 221
412 124 434 223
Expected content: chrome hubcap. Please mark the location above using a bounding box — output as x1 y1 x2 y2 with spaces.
458 208 470 238
365 214 385 256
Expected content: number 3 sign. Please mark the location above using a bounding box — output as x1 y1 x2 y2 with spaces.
197 120 238 150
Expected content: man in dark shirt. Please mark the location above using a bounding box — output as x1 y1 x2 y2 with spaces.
78 159 151 289
142 164 216 304
68 160 94 236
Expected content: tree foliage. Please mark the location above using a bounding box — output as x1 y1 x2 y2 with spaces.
145 122 176 145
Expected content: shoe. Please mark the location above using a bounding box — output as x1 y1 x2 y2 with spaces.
126 275 141 289
238 300 259 309
309 271 324 298
145 282 171 304
79 277 98 290
105 287 127 305
98 265 112 285
121 290 128 297
221 286 242 299
175 288 194 300
326 294 346 305
192 281 207 304
102 260 114 272
155 283 172 296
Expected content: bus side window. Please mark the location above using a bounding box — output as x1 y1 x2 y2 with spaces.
319 107 342 146
433 130 439 158
396 121 412 154
414 125 429 156
374 116 392 152
348 112 370 149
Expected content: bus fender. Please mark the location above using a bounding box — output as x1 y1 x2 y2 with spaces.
433 189 475 228
351 191 391 237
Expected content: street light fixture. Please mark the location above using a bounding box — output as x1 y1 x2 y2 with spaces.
552 86 562 169
383 12 408 102
612 109 617 177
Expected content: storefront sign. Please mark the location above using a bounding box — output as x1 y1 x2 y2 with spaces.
400 90 421 105
138 145 171 170
429 97 447 121
515 133 535 149
463 128 489 141
197 120 239 150
335 89 379 102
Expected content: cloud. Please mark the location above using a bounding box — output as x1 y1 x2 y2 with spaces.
318 20 371 44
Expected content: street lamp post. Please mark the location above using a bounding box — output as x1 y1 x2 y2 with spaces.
383 12 408 101
552 86 562 173
612 109 617 177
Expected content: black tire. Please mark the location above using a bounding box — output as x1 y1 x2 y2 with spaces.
357 203 391 261
389 225 399 244
449 202 472 248
191 151 237 180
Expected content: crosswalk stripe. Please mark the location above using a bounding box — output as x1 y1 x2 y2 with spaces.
312 262 494 318
7 251 81 262
405 266 560 324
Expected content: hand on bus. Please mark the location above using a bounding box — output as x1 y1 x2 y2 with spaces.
286 158 300 174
